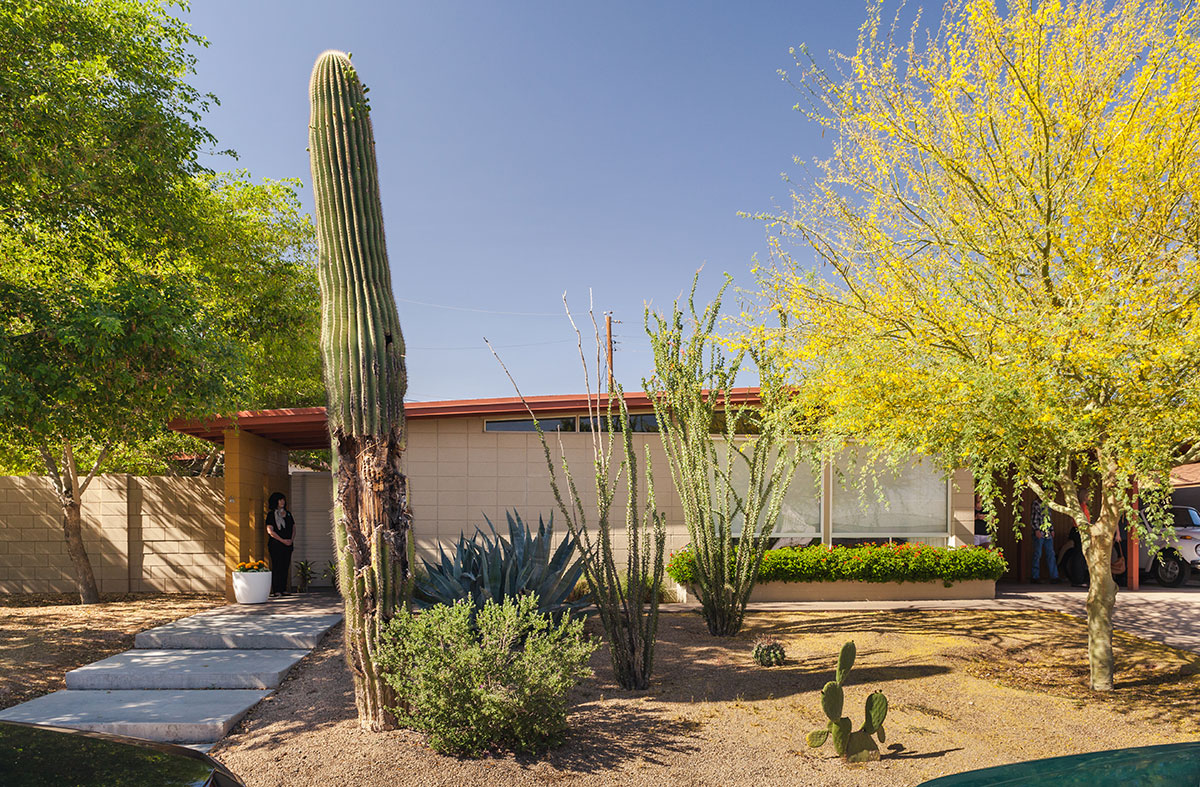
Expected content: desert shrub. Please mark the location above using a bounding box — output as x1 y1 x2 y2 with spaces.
666 543 1007 585
377 595 595 757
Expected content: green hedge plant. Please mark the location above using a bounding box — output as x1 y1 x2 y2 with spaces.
377 596 595 757
666 543 1007 586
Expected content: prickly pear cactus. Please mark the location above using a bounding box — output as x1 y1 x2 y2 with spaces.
806 641 890 763
752 638 786 667
309 49 411 732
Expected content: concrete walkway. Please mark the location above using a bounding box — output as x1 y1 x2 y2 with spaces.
0 592 343 747
662 583 1200 654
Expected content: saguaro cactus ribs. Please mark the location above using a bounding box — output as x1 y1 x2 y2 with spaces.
308 49 411 731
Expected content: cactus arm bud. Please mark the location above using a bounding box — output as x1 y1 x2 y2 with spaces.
806 728 829 748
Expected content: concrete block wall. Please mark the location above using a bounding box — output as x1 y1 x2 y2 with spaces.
129 477 223 593
290 472 335 586
0 475 223 594
399 415 976 563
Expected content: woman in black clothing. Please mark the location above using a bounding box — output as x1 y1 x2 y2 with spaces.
265 492 295 596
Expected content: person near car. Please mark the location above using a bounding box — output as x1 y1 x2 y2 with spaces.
265 492 295 596
1031 497 1059 584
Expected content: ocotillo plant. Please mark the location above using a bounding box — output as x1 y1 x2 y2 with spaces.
308 50 411 731
644 273 801 636
489 301 667 690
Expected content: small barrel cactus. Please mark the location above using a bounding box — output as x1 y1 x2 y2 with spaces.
806 641 889 763
752 637 786 667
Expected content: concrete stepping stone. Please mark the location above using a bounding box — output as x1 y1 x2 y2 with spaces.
65 649 309 690
135 612 343 649
0 689 270 743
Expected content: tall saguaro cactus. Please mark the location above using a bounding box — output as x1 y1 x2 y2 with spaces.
308 50 410 731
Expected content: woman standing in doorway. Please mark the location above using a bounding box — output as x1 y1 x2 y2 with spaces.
265 492 295 596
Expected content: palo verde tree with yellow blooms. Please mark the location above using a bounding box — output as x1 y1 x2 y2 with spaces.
746 0 1200 691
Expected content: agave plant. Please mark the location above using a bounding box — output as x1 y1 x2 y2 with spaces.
414 511 590 619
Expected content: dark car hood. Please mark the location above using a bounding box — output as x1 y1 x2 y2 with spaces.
0 721 242 786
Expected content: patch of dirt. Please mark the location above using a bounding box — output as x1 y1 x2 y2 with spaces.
213 610 1200 786
0 592 225 710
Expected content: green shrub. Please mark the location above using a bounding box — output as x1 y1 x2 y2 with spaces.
666 543 1007 585
376 595 596 757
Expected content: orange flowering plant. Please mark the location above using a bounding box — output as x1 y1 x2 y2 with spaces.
234 559 269 573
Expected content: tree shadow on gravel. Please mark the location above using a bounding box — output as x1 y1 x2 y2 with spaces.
524 701 702 774
738 608 1200 732
595 612 951 703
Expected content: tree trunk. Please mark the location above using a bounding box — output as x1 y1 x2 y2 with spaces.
38 441 106 605
60 495 100 605
1083 542 1117 690
1082 477 1121 691
333 430 410 731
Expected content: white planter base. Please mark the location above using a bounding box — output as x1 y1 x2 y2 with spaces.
232 571 272 604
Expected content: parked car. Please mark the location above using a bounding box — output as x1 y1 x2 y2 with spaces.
0 720 244 786
919 741 1200 785
1138 505 1200 587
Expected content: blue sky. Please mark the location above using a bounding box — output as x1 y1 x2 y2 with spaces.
181 1 870 402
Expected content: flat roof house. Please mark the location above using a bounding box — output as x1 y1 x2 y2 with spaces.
169 392 977 600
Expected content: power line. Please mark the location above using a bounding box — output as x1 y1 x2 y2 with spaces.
396 297 563 317
404 339 572 352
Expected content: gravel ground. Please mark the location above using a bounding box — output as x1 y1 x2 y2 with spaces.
0 592 226 711
213 609 1200 787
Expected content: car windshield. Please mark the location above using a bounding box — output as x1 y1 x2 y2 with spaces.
1174 507 1200 529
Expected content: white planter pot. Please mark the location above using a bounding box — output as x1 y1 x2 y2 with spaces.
232 571 272 604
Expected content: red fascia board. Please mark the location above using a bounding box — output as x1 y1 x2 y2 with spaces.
168 389 762 447
406 388 760 418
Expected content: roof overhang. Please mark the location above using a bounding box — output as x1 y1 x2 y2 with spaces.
168 389 761 451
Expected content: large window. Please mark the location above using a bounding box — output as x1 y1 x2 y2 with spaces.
723 446 820 538
484 417 576 433
830 453 949 542
579 413 659 432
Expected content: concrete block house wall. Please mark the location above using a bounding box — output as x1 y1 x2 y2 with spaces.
403 415 692 567
0 395 979 596
289 471 335 585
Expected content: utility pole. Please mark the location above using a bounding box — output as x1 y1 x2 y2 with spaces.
606 313 614 392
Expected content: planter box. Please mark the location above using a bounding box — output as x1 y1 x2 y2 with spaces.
675 578 995 604
232 571 272 604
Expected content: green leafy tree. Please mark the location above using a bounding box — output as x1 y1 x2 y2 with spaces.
0 222 243 603
0 0 323 602
747 0 1200 690
0 0 215 232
